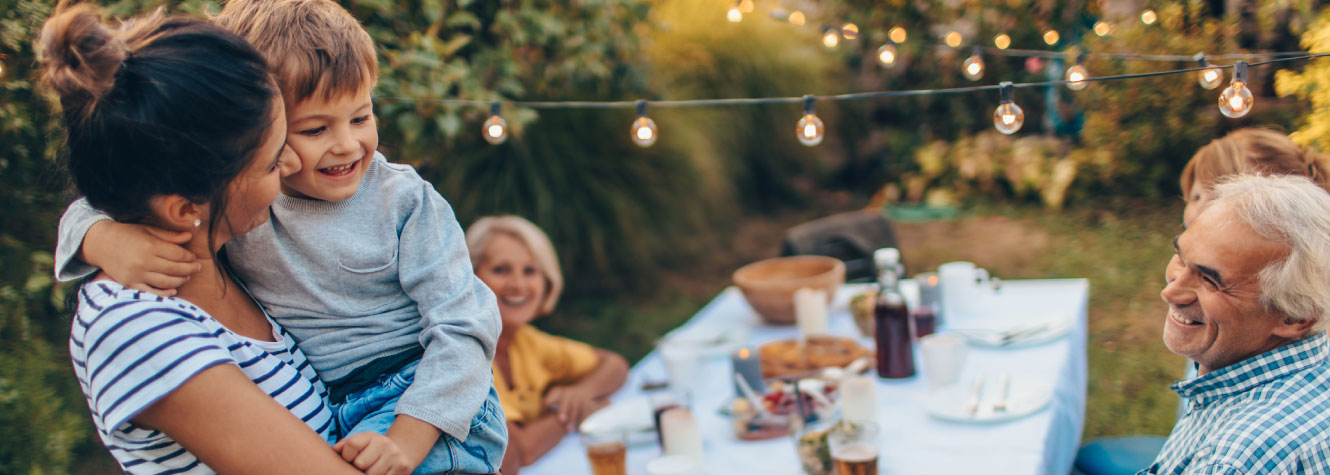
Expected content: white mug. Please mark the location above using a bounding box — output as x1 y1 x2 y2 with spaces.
920 333 968 389
937 261 994 322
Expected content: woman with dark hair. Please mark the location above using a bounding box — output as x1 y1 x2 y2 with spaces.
41 5 394 473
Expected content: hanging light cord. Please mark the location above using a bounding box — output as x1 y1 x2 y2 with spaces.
373 53 1329 109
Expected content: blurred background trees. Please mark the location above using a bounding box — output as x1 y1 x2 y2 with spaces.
2 0 1326 471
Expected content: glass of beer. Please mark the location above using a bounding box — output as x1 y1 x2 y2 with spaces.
582 430 627 475
828 421 879 475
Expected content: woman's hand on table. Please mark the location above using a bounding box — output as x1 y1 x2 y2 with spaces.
543 383 608 431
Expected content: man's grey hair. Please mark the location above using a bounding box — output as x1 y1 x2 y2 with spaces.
1208 174 1330 333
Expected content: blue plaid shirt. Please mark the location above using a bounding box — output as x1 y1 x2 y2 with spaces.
1141 332 1330 474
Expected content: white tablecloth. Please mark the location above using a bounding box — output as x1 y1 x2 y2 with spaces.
524 279 1089 475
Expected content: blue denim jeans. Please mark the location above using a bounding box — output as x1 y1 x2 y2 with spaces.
334 361 507 474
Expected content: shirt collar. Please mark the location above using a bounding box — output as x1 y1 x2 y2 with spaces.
1172 332 1328 400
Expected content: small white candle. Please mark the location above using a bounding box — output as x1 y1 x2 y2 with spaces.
659 407 704 470
839 375 878 424
795 287 829 339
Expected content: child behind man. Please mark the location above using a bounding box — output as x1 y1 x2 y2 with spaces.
55 0 506 473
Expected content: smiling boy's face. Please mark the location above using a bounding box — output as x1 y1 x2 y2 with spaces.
280 82 378 202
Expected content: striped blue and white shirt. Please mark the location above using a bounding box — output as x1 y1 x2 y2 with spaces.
1142 332 1330 474
71 280 336 474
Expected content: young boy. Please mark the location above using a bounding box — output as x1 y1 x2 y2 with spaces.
54 0 507 473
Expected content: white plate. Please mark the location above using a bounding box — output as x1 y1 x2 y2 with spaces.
925 377 1053 423
578 396 656 445
947 314 1073 348
661 323 750 358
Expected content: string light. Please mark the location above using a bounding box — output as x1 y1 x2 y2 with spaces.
994 34 1011 50
841 23 859 40
1093 21 1111 37
877 43 898 66
795 95 825 146
630 100 658 147
789 11 805 25
738 0 754 13
963 48 985 81
1218 61 1254 118
1195 54 1223 90
1141 9 1157 25
822 26 840 48
889 26 907 43
727 6 742 23
1043 30 1060 46
994 82 1024 135
1065 54 1089 91
945 31 963 48
482 101 508 144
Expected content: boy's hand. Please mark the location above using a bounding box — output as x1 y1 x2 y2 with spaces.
333 431 415 475
84 221 199 296
543 384 608 432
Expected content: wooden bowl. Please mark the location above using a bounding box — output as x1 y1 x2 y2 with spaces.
732 256 845 325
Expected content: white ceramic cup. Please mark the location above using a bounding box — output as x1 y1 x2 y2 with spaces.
938 261 993 322
660 343 701 397
920 333 968 389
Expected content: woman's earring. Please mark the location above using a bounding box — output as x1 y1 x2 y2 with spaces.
193 219 201 228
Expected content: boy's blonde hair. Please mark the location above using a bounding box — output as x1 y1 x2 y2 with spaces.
214 0 377 104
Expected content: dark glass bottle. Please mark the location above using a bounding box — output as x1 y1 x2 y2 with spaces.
875 266 916 379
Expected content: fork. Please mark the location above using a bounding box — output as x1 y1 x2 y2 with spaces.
965 375 985 417
992 373 1011 413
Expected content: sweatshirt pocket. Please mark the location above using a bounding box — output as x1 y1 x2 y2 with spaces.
335 248 399 315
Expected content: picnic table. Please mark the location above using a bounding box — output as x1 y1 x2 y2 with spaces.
524 278 1089 475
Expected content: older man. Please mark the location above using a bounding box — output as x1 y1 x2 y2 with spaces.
1144 174 1330 474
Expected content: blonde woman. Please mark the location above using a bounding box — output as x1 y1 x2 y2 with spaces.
1180 127 1330 224
466 216 628 474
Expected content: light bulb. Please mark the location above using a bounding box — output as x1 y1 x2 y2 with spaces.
1093 21 1111 37
822 28 840 48
1218 62 1253 118
1065 64 1088 91
1199 67 1223 90
1219 82 1254 118
889 26 907 44
481 102 508 145
738 0 754 13
789 11 805 25
962 51 984 81
841 23 859 40
631 100 658 147
727 7 742 23
796 95 824 147
1043 30 1060 46
1141 9 1157 25
994 82 1024 135
994 34 1011 50
877 43 898 66
945 31 963 48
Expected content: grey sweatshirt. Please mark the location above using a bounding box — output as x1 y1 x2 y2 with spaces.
55 153 501 440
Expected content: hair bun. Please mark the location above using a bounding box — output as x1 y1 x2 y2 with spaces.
39 4 126 109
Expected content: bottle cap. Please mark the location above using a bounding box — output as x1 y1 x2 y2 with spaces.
874 248 900 270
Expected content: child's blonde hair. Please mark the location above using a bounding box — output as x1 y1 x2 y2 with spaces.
214 0 377 104
1181 127 1330 197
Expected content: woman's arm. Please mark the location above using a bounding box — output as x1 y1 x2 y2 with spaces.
503 412 579 469
134 364 365 474
543 349 630 430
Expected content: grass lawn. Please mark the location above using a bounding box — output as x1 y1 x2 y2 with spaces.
546 201 1188 441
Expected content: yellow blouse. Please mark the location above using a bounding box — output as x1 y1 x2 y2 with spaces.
493 325 599 424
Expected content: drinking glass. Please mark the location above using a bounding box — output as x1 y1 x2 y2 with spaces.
828 421 879 475
582 430 627 475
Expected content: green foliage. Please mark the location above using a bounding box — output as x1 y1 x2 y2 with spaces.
1276 7 1330 152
